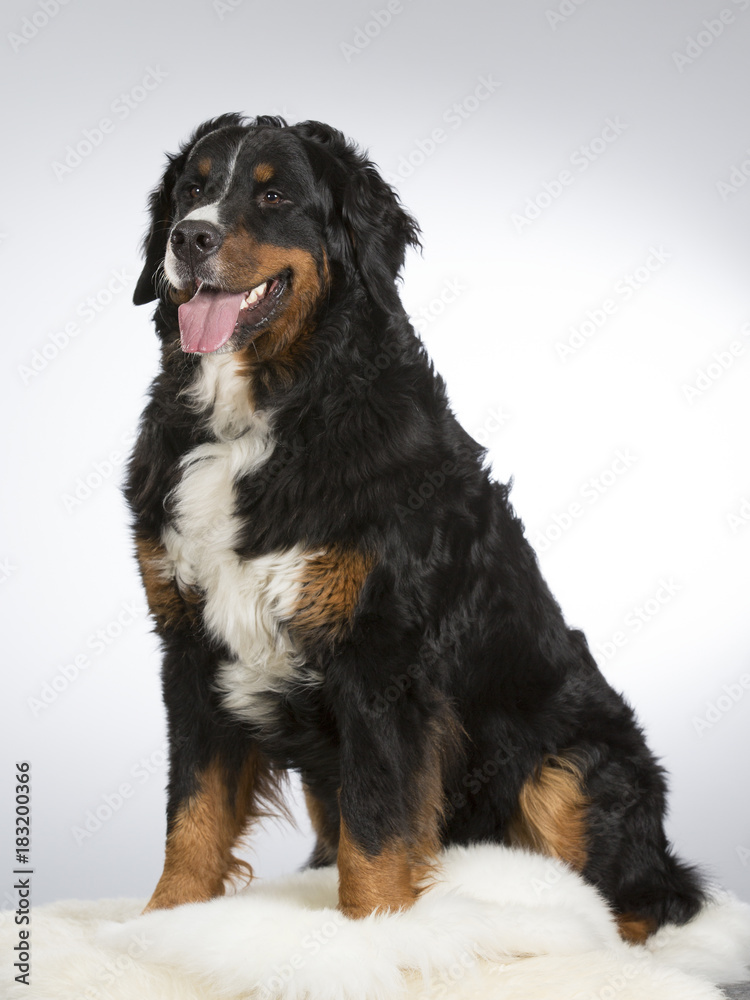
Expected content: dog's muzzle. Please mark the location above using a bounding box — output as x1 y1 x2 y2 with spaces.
170 220 223 270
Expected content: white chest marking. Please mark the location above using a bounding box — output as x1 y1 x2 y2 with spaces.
161 355 315 725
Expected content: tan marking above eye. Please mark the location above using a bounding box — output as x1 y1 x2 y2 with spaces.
197 157 212 178
254 162 275 183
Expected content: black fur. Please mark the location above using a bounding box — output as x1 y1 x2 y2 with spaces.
126 115 705 930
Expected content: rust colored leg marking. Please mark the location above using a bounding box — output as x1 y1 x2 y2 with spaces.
135 535 199 631
507 754 590 872
616 912 658 944
337 821 419 919
144 751 284 912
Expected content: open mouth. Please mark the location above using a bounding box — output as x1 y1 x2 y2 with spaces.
178 273 288 354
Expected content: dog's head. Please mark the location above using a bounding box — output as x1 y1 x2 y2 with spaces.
134 115 420 359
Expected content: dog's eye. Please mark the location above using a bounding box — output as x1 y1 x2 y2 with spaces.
186 184 202 199
264 190 283 204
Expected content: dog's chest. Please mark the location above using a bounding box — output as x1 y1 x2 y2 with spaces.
160 357 312 723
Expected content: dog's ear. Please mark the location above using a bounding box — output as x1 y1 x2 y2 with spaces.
133 152 185 306
295 121 421 314
340 161 422 313
133 114 248 306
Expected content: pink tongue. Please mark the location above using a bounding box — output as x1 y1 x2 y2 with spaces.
178 286 246 353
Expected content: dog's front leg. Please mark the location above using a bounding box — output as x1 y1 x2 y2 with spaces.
331 654 458 919
144 746 269 913
144 643 281 913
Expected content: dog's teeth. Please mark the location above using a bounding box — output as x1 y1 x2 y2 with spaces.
241 282 267 310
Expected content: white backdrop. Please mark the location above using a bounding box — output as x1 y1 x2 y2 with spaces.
1 0 748 910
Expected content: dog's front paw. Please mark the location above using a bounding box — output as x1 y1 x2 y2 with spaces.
142 873 226 914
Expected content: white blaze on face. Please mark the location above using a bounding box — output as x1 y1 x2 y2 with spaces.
163 130 245 288
163 202 223 287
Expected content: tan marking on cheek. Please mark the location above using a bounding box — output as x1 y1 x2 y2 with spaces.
218 227 321 298
253 162 275 183
135 535 199 630
219 227 329 379
506 754 589 871
169 286 193 306
144 751 287 912
293 547 375 641
197 157 212 178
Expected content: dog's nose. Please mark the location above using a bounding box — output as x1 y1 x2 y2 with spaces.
170 220 223 263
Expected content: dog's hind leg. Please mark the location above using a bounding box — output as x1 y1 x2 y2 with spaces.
580 750 706 939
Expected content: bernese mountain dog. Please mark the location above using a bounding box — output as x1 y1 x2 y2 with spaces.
127 114 705 939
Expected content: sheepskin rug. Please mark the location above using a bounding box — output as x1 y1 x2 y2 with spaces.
3 845 750 1000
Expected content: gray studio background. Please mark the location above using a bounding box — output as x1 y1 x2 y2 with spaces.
1 0 749 909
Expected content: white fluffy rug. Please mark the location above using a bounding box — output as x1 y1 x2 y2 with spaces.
3 845 750 1000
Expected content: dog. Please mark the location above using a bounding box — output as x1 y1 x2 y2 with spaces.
127 114 705 938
